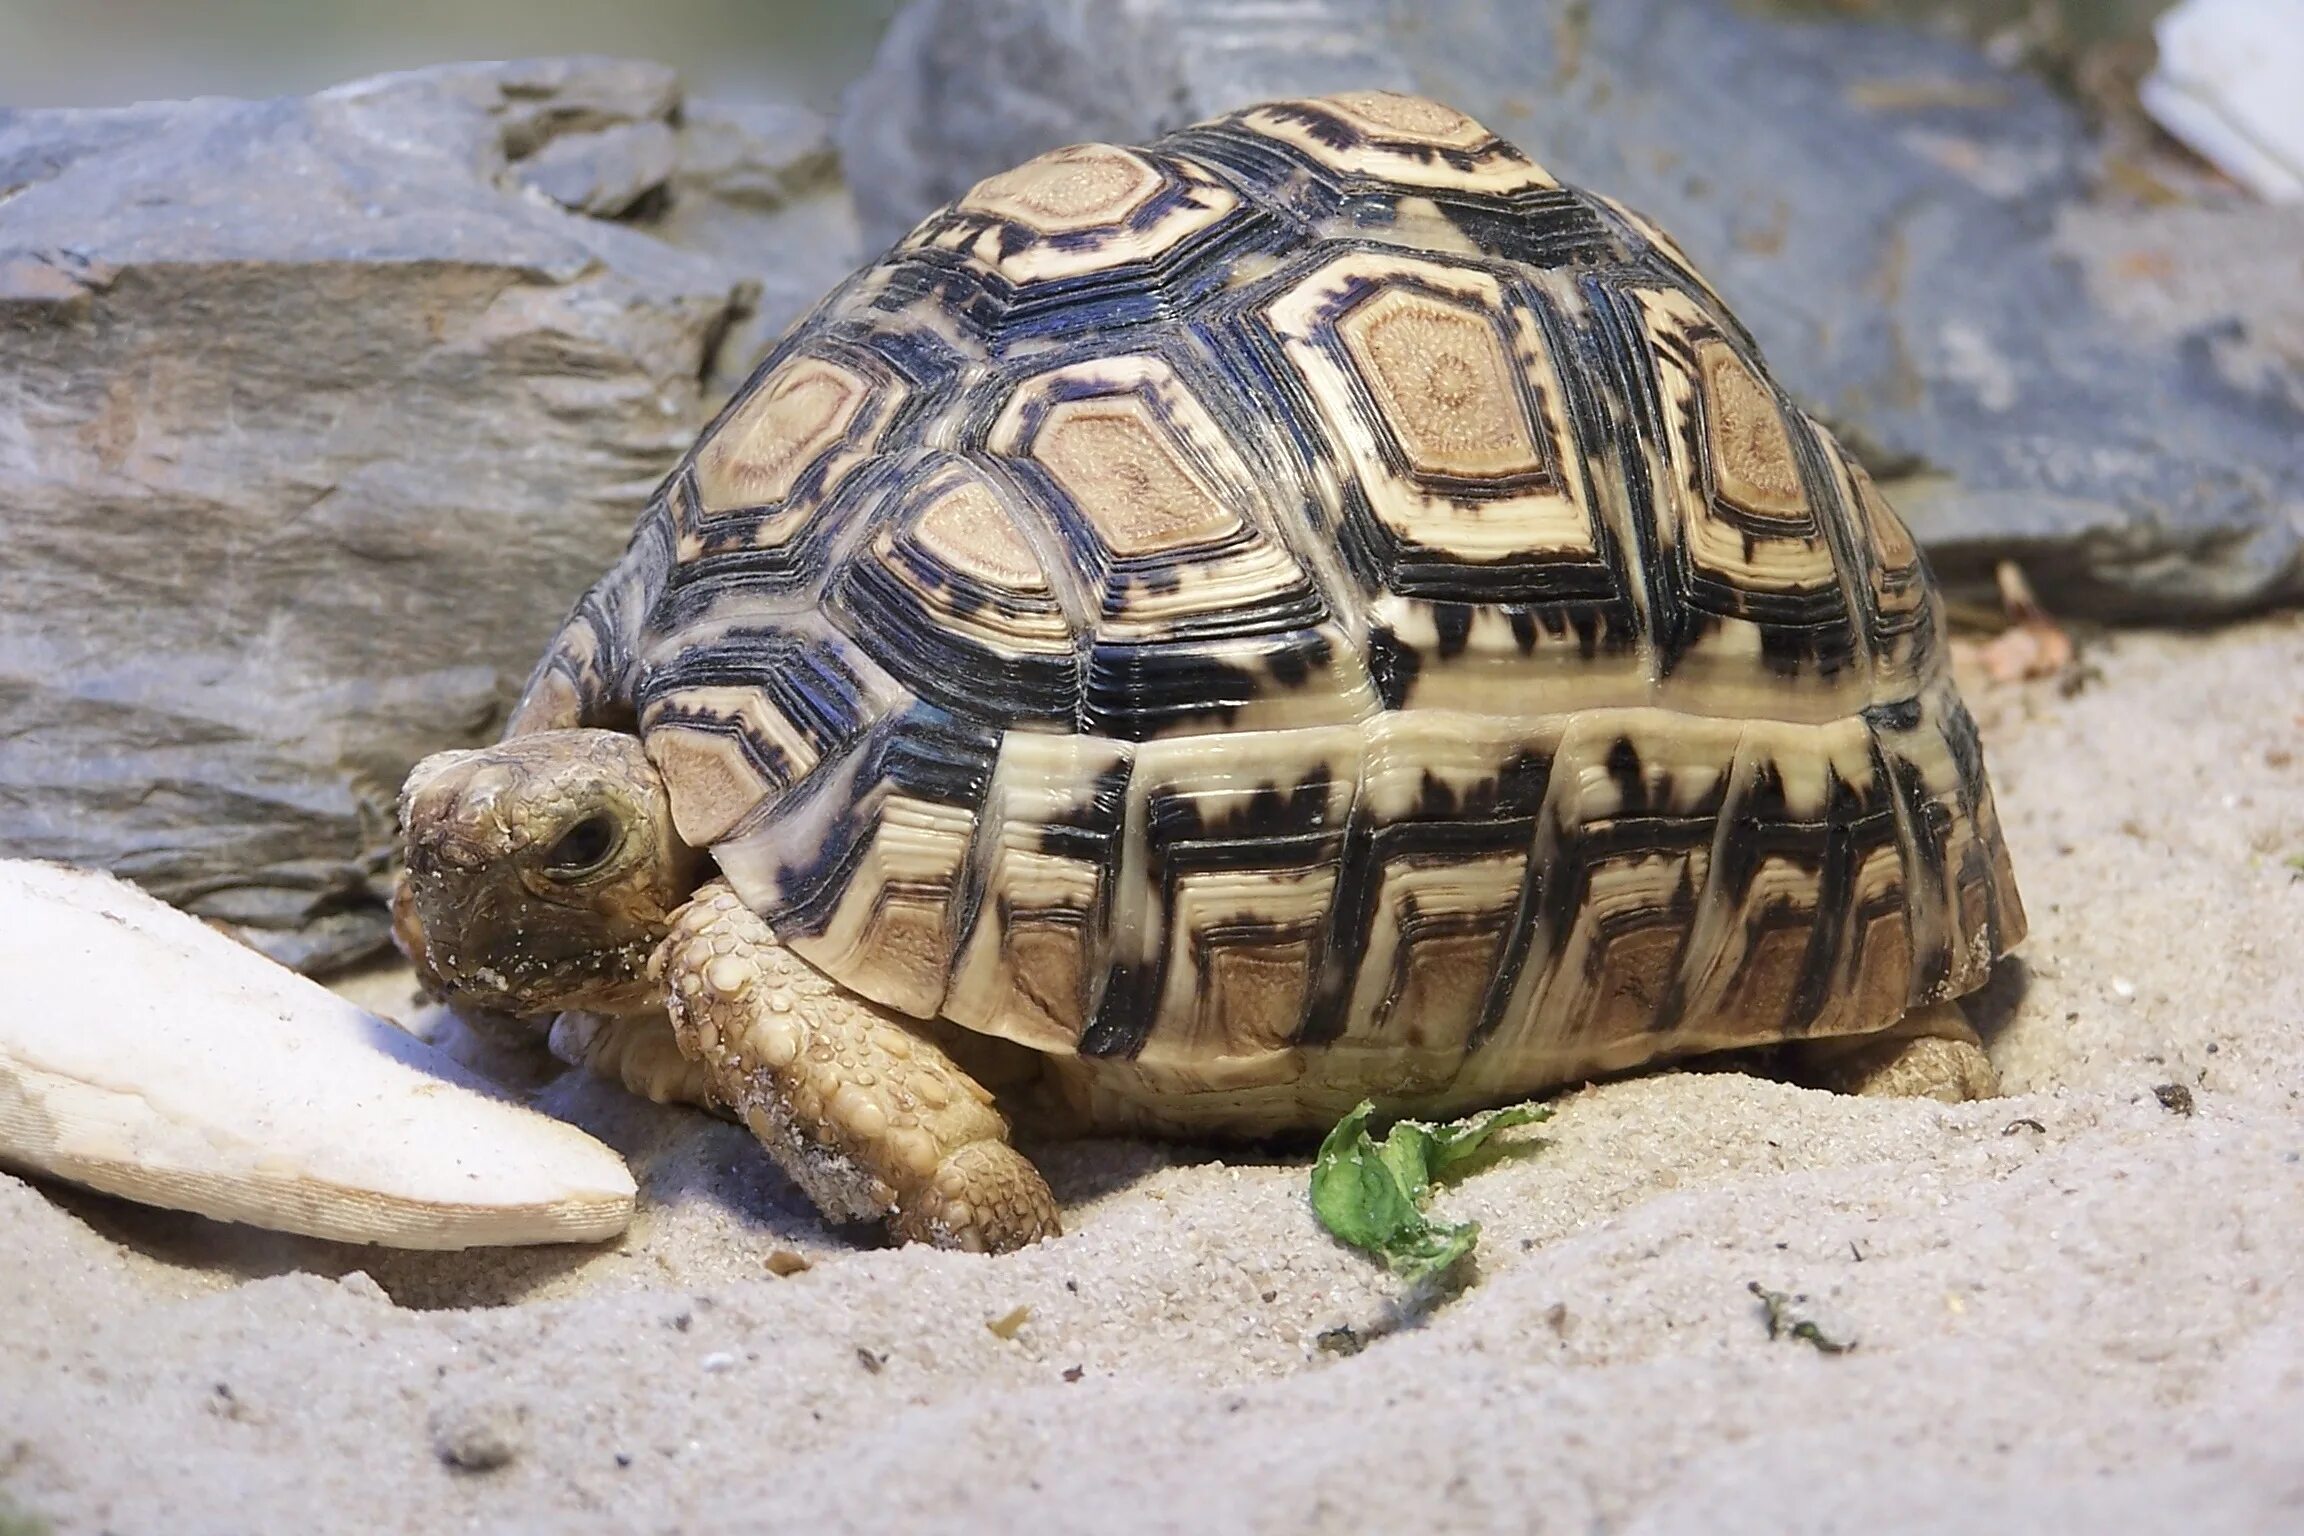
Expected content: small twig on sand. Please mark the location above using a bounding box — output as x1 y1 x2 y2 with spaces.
1748 1281 1857 1354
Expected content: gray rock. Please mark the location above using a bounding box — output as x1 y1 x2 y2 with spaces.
0 58 858 971
840 0 2304 621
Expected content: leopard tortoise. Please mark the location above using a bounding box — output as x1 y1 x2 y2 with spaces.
398 91 2025 1253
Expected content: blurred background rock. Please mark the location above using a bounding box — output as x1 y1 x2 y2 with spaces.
0 0 902 108
1 0 2296 973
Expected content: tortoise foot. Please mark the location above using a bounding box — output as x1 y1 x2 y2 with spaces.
890 1140 1062 1254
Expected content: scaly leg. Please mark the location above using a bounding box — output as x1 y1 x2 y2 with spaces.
654 883 1060 1253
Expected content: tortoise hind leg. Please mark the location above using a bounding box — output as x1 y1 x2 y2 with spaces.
1790 1001 1998 1103
655 883 1061 1253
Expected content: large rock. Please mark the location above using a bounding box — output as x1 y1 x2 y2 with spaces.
0 58 858 971
840 0 2304 621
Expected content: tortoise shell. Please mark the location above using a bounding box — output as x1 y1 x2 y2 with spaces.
515 91 2024 1132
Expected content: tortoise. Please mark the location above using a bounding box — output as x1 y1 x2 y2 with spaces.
397 91 2025 1254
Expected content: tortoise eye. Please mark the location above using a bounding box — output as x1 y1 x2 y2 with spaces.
542 813 619 878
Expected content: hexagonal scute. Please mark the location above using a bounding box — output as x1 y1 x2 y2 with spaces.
984 350 1372 737
900 142 1250 297
1263 249 1612 601
676 346 911 577
830 456 1082 724
1228 91 1556 198
1618 285 1864 702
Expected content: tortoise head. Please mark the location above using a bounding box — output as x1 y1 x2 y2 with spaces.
396 729 705 1017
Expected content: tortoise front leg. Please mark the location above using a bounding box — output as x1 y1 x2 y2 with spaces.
654 883 1061 1253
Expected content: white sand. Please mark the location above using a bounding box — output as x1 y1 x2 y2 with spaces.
3 614 2301 1534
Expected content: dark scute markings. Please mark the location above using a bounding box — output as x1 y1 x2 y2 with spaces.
833 554 1081 724
1301 747 1553 1048
824 458 1084 727
1431 602 1473 660
638 698 793 797
1145 763 1337 850
539 502 676 726
858 251 1013 345
755 702 1003 944
1434 187 1624 272
1864 704 1957 1007
979 750 1132 1045
1934 691 2016 954
1578 275 1700 673
663 458 905 613
1366 625 1421 711
635 624 881 769
1166 109 1554 226
1081 763 1349 1059
1078 961 1161 1058
895 156 1278 348
1594 279 1863 685
1033 757 1133 862
1084 640 1274 741
1262 624 1335 689
1366 595 1636 711
1706 754 1900 1040
1514 804 1715 1046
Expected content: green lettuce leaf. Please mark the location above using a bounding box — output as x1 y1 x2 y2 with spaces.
1310 1100 1549 1283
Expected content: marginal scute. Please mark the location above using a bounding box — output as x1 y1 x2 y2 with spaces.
644 716 781 849
1346 847 1528 1058
1537 847 1708 1049
944 733 1131 1053
1161 862 1336 1061
787 793 978 1018
1845 842 1916 1024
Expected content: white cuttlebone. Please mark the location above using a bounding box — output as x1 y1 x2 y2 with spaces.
0 860 636 1249
2141 0 2304 201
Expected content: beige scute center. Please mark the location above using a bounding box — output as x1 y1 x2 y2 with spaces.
397 90 2024 1254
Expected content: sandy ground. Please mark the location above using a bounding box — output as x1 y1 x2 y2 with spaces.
2 612 2300 1535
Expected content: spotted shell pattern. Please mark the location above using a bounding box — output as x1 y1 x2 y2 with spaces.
518 92 2024 1131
